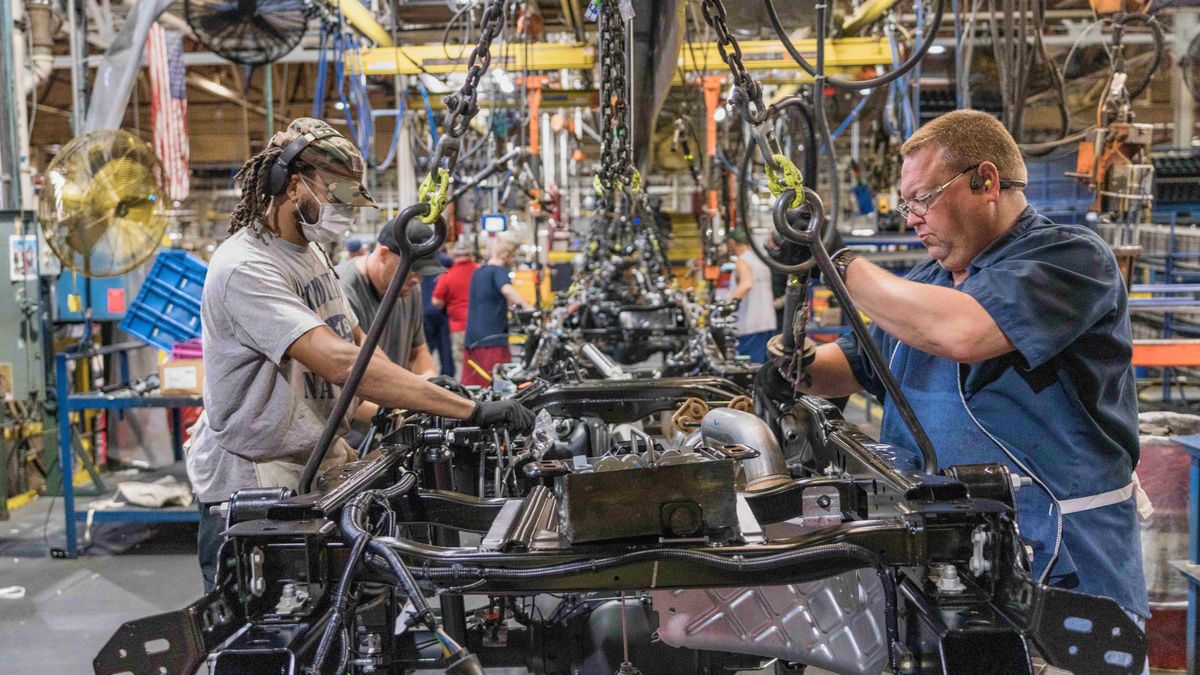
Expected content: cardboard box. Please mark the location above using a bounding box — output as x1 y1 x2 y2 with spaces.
159 358 204 395
815 307 842 327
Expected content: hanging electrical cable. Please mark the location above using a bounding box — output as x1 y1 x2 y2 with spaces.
312 22 331 118
1019 10 1164 155
418 81 440 146
374 95 406 171
761 0 946 91
885 22 916 139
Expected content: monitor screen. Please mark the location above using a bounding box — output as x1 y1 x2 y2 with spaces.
482 213 507 233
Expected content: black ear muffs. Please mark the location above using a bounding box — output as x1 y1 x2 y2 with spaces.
265 129 339 197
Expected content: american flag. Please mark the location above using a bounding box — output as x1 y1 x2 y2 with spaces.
145 23 190 201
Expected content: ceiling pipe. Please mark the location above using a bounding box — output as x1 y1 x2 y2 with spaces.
24 0 56 89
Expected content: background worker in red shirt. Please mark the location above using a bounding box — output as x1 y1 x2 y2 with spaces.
432 238 479 379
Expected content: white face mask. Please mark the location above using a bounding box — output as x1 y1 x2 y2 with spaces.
297 178 356 244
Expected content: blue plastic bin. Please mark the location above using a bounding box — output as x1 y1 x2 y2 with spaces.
118 249 207 351
1024 153 1093 224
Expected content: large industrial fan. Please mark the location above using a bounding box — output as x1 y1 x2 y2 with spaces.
1185 31 1200 102
185 0 313 65
39 129 167 277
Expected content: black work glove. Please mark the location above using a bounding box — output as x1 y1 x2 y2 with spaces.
428 374 470 397
754 356 796 406
467 399 536 434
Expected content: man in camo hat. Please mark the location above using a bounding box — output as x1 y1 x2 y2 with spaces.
187 118 535 590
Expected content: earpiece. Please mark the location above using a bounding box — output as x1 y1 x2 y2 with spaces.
969 167 986 190
265 129 339 196
984 179 992 188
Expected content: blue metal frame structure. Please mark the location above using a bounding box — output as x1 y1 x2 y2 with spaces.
56 342 202 557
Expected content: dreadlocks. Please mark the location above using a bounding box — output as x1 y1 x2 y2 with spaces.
229 146 282 238
228 147 318 239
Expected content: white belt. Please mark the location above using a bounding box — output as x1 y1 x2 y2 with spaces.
1057 472 1153 520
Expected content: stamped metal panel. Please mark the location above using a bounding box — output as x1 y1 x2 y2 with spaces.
652 569 888 675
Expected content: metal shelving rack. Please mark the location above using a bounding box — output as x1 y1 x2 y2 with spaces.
55 341 201 557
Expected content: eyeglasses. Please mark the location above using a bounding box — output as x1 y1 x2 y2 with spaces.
895 166 972 220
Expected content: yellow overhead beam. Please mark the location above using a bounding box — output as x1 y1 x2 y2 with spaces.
405 89 599 110
679 37 892 72
325 0 394 47
352 43 596 76
351 37 892 76
841 0 902 36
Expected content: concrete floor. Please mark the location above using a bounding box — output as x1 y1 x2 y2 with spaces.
0 494 203 674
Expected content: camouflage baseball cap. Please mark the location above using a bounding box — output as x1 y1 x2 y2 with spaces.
270 117 377 207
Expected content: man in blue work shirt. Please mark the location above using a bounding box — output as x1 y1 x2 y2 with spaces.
462 237 532 386
800 110 1149 625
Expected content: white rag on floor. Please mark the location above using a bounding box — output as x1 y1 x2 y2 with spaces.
90 475 194 509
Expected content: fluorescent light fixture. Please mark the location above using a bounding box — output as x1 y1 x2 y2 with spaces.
928 45 947 55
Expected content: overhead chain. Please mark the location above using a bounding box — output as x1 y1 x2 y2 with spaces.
417 0 507 223
698 0 804 205
594 0 639 214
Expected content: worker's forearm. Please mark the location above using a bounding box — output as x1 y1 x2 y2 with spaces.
291 329 472 417
799 343 863 398
355 355 477 418
353 401 379 423
842 259 987 360
500 285 532 309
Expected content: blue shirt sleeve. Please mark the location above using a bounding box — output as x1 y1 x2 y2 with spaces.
490 266 509 296
835 325 893 399
959 228 1123 370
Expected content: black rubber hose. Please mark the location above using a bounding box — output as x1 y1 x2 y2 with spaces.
813 1 842 236
389 541 881 580
1117 13 1165 102
370 540 438 626
377 471 420 499
341 490 437 626
311 526 370 672
334 627 351 675
762 0 946 91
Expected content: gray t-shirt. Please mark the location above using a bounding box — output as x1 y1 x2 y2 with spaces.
186 228 359 503
334 259 424 369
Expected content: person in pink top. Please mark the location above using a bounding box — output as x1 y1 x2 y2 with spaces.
432 238 479 378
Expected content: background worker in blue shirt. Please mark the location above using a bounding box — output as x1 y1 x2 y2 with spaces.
797 110 1150 626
